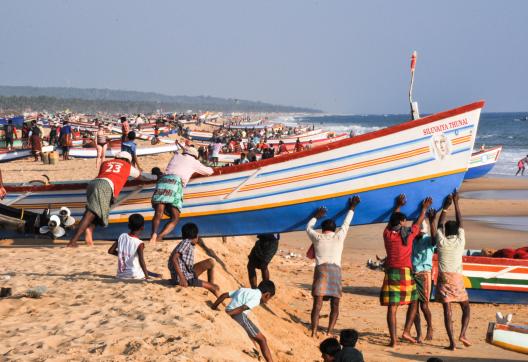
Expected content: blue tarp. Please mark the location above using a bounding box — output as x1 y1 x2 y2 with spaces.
0 116 25 127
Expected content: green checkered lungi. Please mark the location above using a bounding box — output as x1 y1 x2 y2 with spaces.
151 174 184 212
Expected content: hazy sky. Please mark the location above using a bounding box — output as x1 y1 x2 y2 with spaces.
1 1 527 113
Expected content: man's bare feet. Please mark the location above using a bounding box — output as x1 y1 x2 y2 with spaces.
459 336 472 347
401 332 417 344
388 340 397 348
66 242 78 248
416 335 423 344
149 234 157 243
445 344 456 351
86 241 94 246
425 328 433 341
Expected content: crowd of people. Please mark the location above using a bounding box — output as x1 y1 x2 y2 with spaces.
0 112 477 361
40 129 470 361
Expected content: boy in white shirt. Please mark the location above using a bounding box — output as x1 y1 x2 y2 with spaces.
212 280 276 362
108 214 149 280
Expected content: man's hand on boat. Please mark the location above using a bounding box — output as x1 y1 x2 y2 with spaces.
443 194 453 210
427 208 437 222
313 207 327 219
452 189 460 203
396 193 407 208
422 197 433 211
0 186 5 200
349 195 361 210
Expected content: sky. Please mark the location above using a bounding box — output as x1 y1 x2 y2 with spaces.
1 0 527 114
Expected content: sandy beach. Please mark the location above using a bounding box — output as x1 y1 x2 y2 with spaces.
1 155 528 361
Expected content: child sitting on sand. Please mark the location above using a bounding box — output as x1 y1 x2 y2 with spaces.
168 222 220 296
335 329 364 362
108 214 150 280
211 280 276 362
319 338 341 362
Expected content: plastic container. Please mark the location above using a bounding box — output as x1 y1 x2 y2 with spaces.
49 151 59 165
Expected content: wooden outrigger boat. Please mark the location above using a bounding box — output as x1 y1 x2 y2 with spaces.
2 101 484 239
432 251 528 304
464 145 502 180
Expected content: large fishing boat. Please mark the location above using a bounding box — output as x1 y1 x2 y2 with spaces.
2 101 484 239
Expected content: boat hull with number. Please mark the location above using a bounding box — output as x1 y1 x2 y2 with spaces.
2 101 484 239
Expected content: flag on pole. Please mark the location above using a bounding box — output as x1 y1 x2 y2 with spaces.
410 51 417 73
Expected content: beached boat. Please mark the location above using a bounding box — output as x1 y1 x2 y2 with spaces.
464 146 502 180
432 252 528 304
487 322 528 354
66 143 179 158
2 101 484 239
0 146 54 163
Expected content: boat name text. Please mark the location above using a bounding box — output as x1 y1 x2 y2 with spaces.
422 118 468 135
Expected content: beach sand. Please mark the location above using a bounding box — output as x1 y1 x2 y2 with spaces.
1 155 528 361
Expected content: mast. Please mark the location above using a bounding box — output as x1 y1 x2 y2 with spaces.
408 50 420 120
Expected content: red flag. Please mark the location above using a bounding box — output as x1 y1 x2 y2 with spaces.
410 51 417 72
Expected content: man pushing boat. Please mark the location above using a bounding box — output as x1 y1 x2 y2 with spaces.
66 151 154 247
306 196 361 337
149 141 214 243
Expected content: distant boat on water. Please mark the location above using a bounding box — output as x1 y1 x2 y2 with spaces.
464 146 502 180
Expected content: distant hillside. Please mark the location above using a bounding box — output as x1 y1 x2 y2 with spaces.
0 85 321 113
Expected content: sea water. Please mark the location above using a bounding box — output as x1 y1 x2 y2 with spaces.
295 112 528 177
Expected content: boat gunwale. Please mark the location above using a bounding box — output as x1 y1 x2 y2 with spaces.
471 145 503 156
4 100 485 193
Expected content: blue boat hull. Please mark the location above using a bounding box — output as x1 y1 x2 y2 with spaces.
464 163 495 180
4 171 464 240
466 289 528 304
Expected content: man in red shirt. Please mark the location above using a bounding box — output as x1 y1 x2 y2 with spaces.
380 194 432 347
66 151 153 247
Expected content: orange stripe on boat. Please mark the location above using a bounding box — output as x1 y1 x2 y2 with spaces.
480 284 528 292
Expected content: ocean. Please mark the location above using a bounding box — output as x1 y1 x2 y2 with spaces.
295 112 528 177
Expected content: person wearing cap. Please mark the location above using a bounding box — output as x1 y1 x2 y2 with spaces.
149 143 214 243
411 211 436 343
67 151 153 247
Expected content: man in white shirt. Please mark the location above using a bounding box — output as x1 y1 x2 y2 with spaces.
306 196 361 337
211 139 223 166
149 144 214 242
431 190 471 350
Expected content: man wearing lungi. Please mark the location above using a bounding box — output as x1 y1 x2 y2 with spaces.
29 120 43 162
306 196 361 337
411 211 437 342
380 194 432 347
432 190 471 350
149 145 213 243
66 151 152 247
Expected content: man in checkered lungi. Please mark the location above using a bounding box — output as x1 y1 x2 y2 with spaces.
306 196 361 337
380 194 432 347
